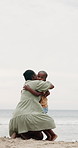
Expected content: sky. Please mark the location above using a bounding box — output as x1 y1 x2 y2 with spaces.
0 0 78 110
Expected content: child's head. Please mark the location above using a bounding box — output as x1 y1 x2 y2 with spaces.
37 71 48 81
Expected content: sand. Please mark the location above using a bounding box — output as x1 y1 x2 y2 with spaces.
0 137 78 148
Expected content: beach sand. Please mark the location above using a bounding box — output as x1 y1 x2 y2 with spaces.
0 137 78 148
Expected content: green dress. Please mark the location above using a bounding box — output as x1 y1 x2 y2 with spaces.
9 80 56 136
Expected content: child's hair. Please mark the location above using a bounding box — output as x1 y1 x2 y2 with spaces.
23 70 36 80
38 71 48 78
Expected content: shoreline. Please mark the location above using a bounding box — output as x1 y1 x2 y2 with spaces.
0 137 78 148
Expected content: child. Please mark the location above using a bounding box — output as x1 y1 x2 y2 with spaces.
23 71 54 113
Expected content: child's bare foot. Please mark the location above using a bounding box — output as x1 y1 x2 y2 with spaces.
46 137 52 141
11 132 17 139
51 135 58 141
45 133 52 141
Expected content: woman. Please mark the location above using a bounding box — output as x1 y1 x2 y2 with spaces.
9 70 57 140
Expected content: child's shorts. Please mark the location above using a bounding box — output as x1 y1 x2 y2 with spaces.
43 107 48 113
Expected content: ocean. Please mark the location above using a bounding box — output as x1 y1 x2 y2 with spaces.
0 109 78 142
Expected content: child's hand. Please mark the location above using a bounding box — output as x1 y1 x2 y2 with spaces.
23 85 30 90
44 90 50 97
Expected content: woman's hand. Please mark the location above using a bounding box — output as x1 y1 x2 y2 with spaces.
23 85 30 91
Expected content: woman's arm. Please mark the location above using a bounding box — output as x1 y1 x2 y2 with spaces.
23 85 43 96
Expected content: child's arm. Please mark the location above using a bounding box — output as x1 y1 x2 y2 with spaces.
44 90 50 97
23 85 43 96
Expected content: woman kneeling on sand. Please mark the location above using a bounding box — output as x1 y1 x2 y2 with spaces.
9 70 57 141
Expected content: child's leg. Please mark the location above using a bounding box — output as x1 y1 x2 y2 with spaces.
43 129 57 141
43 130 52 140
47 129 58 141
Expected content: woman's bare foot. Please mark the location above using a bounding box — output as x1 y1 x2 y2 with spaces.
20 133 31 140
11 132 17 139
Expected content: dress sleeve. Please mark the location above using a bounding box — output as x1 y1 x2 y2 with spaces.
36 80 52 92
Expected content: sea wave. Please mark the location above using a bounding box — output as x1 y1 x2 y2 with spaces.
55 120 78 125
